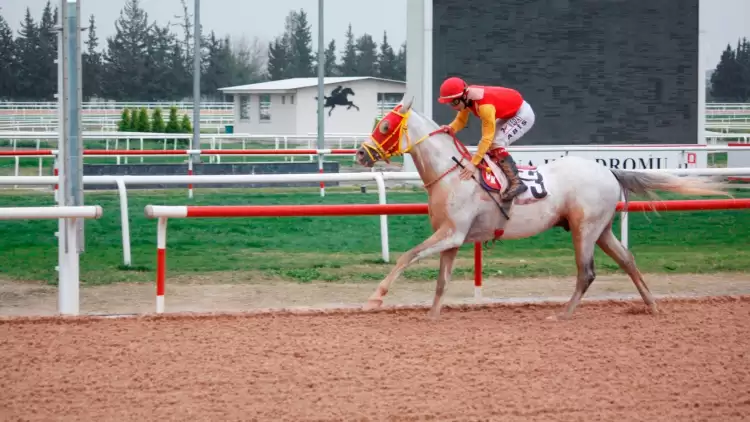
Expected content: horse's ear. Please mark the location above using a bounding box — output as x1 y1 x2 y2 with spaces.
401 96 415 113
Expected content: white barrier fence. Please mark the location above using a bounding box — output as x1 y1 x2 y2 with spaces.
0 101 234 132
4 141 750 172
2 166 749 270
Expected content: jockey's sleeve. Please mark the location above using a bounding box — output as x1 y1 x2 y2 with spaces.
448 108 469 133
471 104 496 166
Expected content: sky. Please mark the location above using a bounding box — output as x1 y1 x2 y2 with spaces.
2 0 749 71
1 0 408 53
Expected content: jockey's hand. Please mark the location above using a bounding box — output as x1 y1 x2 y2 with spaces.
459 161 476 180
439 125 455 136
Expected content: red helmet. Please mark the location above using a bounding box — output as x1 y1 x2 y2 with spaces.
438 77 467 103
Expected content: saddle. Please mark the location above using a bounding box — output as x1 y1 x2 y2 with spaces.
449 134 550 247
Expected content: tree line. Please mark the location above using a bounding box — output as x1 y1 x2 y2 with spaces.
266 9 406 81
0 0 406 102
709 38 750 102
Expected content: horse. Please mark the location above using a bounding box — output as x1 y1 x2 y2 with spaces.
315 86 360 116
355 97 734 320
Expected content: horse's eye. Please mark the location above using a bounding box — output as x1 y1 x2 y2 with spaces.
379 120 390 134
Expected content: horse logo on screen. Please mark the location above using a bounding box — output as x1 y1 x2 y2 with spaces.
315 85 360 116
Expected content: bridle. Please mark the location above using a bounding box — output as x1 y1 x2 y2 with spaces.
361 107 464 189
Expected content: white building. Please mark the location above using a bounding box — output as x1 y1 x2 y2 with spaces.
218 76 406 135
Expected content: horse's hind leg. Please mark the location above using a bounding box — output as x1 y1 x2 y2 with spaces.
596 228 658 313
364 225 464 310
550 210 604 320
429 247 459 319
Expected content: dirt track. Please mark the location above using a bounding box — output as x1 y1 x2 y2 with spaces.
1 296 749 421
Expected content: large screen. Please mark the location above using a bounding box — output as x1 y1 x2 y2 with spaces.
432 0 699 145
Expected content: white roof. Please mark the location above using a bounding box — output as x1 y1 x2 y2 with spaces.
218 76 405 93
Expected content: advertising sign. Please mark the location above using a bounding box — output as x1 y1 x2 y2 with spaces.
507 146 706 170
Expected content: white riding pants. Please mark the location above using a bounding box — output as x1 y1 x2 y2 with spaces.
491 101 536 149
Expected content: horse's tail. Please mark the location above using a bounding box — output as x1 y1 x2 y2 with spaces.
609 169 735 200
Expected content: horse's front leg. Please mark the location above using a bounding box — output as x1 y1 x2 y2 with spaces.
364 225 466 310
429 247 459 319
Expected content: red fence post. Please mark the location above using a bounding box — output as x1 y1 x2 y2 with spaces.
474 242 482 299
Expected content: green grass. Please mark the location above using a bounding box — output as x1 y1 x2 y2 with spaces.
0 187 748 286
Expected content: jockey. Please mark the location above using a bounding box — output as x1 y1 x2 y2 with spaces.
437 76 535 201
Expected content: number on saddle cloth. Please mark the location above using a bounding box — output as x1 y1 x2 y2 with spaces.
480 167 549 201
518 169 548 200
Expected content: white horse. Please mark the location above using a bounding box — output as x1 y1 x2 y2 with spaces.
356 97 733 320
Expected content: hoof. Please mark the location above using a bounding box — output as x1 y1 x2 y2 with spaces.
427 311 441 321
363 299 383 311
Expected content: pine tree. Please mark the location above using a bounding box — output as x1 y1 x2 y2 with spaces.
710 44 744 101
288 9 314 77
102 0 151 100
15 8 39 99
338 23 357 76
323 39 338 76
118 108 132 132
354 33 378 77
136 108 151 132
37 1 57 100
377 31 397 80
151 107 166 132
165 106 181 133
180 114 192 133
144 24 183 101
83 14 103 99
395 42 407 81
0 10 17 99
266 36 288 80
736 38 750 101
202 31 233 99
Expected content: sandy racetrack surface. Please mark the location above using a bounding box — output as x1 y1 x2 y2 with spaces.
1 296 749 421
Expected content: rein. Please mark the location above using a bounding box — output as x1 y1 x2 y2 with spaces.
363 110 477 189
363 109 508 196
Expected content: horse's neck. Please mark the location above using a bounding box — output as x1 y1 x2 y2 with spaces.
404 113 463 185
405 111 510 190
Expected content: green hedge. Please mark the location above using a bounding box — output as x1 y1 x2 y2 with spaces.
118 106 192 134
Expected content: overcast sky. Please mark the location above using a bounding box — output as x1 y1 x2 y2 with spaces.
2 0 748 71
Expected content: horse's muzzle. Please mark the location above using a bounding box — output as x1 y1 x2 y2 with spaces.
356 148 375 167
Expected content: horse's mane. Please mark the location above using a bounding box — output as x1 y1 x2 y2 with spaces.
407 107 457 143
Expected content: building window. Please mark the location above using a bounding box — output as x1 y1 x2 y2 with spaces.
290 94 295 105
377 93 402 117
281 95 286 105
239 95 250 121
259 94 271 122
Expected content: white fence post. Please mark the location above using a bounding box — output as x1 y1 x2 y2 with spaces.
116 179 132 267
374 173 390 263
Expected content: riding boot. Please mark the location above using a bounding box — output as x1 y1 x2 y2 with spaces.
497 155 528 201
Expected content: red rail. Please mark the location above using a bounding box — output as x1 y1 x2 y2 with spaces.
185 203 429 218
0 149 55 156
615 198 750 211
180 199 750 218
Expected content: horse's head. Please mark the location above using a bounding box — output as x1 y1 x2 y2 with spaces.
342 87 354 96
356 97 414 167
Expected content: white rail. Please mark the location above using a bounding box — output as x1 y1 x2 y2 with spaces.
0 205 103 220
